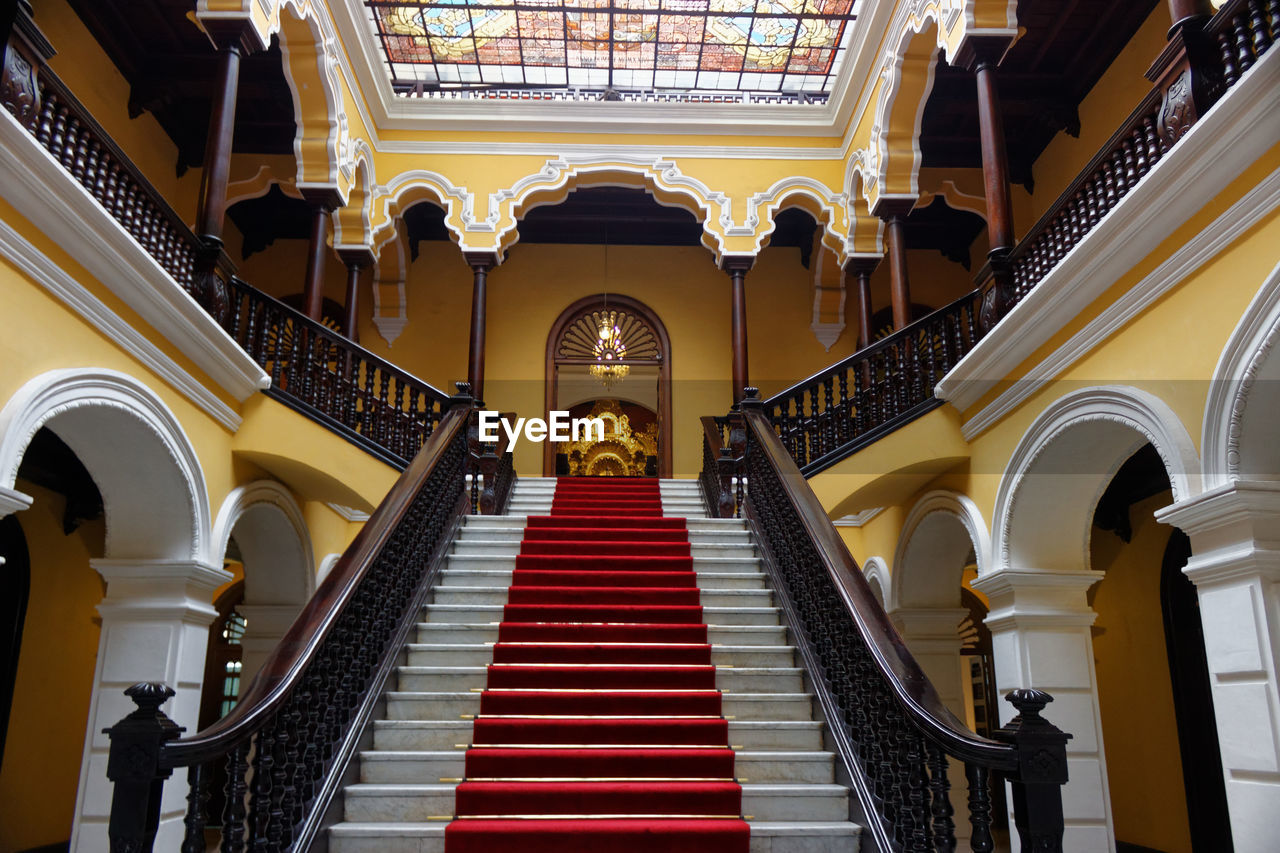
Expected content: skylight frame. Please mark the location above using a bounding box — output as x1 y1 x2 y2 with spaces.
362 0 862 100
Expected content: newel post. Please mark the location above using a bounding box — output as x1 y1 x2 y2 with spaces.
103 682 184 853
993 688 1071 853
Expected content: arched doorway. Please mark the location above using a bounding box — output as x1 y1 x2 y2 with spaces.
544 295 672 478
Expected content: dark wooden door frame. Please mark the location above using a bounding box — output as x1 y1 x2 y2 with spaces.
543 294 672 478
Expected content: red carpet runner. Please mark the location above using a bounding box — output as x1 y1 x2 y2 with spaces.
445 477 751 853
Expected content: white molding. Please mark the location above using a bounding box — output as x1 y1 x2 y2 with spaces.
0 218 243 432
1201 259 1280 489
891 489 991 612
860 555 892 607
0 109 270 402
0 486 33 518
327 502 371 523
212 480 316 600
811 322 846 351
833 507 884 527
0 368 213 562
958 167 1280 441
937 46 1280 415
989 385 1201 573
375 138 847 161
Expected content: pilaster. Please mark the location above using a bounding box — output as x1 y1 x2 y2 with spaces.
70 559 230 852
972 569 1113 852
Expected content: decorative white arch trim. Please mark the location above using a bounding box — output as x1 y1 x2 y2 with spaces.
1203 259 1280 488
862 555 892 608
374 168 476 250
486 155 731 259
890 489 990 611
0 368 211 561
276 0 353 190
211 479 315 602
317 552 342 585
991 385 1202 572
730 176 849 258
916 179 988 222
333 138 377 248
225 166 303 209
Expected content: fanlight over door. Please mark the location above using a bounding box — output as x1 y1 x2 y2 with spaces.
545 295 672 478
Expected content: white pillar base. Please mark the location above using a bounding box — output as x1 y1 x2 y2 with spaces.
973 569 1113 853
1158 480 1280 853
69 558 231 853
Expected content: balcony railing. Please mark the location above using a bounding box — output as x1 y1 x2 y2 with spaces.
762 290 984 475
1 52 452 469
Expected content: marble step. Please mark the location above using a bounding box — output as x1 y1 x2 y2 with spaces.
429 586 773 610
423 603 780 626
462 515 748 532
403 642 797 668
450 539 756 558
437 568 766 590
392 665 805 694
456 525 752 546
357 749 836 785
415 622 790 646
329 820 860 853
385 691 816 722
341 781 849 823
371 719 825 752
445 553 764 574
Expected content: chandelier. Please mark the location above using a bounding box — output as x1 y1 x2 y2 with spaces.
589 312 629 389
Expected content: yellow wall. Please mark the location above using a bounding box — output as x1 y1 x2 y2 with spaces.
1089 492 1193 853
0 482 104 852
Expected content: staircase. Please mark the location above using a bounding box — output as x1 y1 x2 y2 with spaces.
328 477 863 852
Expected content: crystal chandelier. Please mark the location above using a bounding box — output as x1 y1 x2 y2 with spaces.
589 312 629 389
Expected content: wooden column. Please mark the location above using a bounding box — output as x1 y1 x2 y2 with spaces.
957 36 1017 329
1166 0 1213 34
464 252 497 403
873 199 914 331
190 21 256 316
722 256 754 406
848 258 879 350
337 248 375 343
300 187 342 322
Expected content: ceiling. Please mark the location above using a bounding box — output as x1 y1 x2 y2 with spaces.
919 0 1160 190
64 0 297 174
361 0 863 99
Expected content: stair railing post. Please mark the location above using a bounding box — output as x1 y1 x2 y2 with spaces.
104 682 184 853
992 688 1071 853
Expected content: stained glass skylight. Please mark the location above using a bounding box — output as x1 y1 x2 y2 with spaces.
363 1 862 100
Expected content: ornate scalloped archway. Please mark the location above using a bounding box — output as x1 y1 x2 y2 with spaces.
544 295 672 478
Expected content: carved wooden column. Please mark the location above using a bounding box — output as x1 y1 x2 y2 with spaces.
873 199 914 331
722 255 754 406
464 252 498 403
1 3 54 132
957 36 1017 330
191 21 256 320
301 187 342 322
337 248 374 343
848 258 878 350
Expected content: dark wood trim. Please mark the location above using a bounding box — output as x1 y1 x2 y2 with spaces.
721 255 754 406
0 514 30 771
463 252 496 404
847 258 878 350
195 42 240 243
542 293 673 478
301 202 331 322
338 247 375 344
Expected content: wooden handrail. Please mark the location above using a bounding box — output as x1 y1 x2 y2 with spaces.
741 402 1014 766
104 394 478 850
729 393 1071 850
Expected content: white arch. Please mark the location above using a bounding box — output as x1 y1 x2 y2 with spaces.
861 555 891 608
891 489 991 610
277 0 351 190
211 479 315 606
1202 259 1280 488
0 368 210 562
991 385 1201 575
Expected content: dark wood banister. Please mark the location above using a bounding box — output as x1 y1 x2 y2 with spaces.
762 287 982 410
740 402 1015 767
162 399 469 767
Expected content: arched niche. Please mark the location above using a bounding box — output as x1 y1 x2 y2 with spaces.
544 295 672 478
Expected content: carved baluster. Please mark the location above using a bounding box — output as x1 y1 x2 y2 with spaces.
1101 160 1118 209
1250 0 1272 54
926 743 956 853
221 742 250 853
377 370 392 445
905 732 931 850
34 89 56 147
269 309 287 387
48 103 69 163
836 370 849 445
1234 11 1257 72
58 115 79 170
965 763 995 853
70 122 90 183
1142 115 1163 166
248 724 275 846
181 763 209 853
268 717 289 849
84 141 104 202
